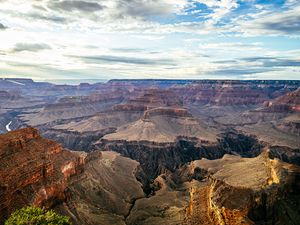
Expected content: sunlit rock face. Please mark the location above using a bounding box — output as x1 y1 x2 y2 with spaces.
0 128 86 222
184 152 300 225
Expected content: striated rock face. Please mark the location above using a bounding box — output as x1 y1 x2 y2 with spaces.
0 128 146 225
0 128 86 222
20 91 126 126
98 131 263 179
263 88 300 113
57 151 145 225
0 128 299 225
172 83 271 106
184 152 300 225
143 107 191 119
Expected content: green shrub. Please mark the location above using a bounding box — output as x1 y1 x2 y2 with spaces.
5 206 71 225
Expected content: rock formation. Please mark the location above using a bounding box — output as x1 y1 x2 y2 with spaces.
0 128 85 222
183 151 300 225
0 127 299 225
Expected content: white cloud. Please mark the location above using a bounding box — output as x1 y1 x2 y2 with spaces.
0 0 299 80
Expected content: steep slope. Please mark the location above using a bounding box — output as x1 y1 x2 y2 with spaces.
1 128 299 225
183 151 300 225
0 128 86 221
0 128 145 225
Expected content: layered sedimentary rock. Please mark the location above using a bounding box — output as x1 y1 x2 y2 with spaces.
184 152 300 225
0 128 86 222
171 80 298 106
57 151 145 225
20 92 125 126
263 88 300 113
99 130 263 179
0 128 146 225
1 128 299 225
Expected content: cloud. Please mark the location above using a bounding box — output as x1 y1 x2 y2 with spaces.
111 48 146 53
48 0 104 12
11 43 52 53
115 0 188 18
259 15 300 34
27 13 67 23
0 22 7 30
0 0 300 80
236 5 300 36
241 57 300 67
194 0 238 22
71 55 176 65
209 67 274 76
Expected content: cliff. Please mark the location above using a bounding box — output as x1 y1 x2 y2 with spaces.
185 152 300 225
0 128 86 222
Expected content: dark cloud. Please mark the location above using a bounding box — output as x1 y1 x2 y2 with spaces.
0 22 7 30
241 57 300 67
116 0 172 18
213 60 237 64
11 43 52 53
210 68 274 76
48 0 104 12
27 13 67 23
211 56 300 77
71 55 175 65
260 15 300 34
239 57 276 62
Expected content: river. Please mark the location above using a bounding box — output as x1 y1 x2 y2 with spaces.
5 121 12 132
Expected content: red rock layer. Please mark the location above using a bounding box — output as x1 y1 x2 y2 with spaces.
113 89 182 113
0 128 86 222
172 84 270 106
263 88 300 112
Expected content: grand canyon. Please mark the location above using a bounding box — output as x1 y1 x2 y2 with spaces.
0 78 299 225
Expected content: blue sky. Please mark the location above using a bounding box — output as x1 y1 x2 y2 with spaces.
0 0 299 81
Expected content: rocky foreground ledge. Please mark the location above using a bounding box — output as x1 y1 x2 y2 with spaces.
0 128 300 225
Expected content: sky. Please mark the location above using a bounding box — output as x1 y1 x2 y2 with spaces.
0 0 300 81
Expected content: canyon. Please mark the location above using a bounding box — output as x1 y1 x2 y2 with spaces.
0 78 299 224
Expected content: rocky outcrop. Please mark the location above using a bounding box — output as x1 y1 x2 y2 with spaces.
0 128 146 225
143 107 191 119
0 128 86 222
263 88 300 113
184 151 300 225
1 128 299 225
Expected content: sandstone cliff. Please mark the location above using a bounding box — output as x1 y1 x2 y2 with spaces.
0 128 86 222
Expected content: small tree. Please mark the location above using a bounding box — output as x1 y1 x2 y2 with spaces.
5 206 71 225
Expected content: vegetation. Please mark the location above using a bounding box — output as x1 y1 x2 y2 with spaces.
5 206 71 225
